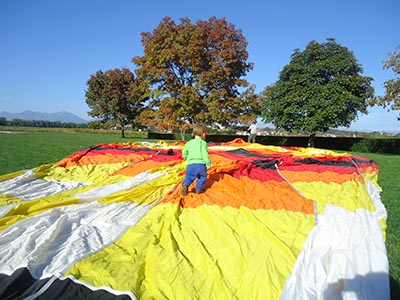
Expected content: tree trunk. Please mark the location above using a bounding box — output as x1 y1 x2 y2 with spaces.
308 133 315 148
118 115 126 138
120 124 125 138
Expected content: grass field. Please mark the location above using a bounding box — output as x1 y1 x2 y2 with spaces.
0 127 149 173
1 128 399 298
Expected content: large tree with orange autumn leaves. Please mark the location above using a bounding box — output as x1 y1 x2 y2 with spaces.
133 16 260 136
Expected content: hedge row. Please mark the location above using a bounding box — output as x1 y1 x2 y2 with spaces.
147 132 400 154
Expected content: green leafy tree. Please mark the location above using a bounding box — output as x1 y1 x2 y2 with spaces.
371 45 400 120
133 16 258 138
85 68 148 137
261 38 374 147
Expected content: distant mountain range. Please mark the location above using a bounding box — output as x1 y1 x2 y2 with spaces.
0 110 88 123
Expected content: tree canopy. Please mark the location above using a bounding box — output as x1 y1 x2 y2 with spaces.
132 16 259 132
261 38 374 146
85 68 148 137
372 45 400 120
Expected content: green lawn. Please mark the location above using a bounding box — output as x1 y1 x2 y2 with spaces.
1 128 399 298
0 128 149 173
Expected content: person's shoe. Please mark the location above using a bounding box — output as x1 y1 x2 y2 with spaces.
196 189 204 194
181 184 189 196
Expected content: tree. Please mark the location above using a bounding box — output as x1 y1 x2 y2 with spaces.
371 45 400 120
261 38 374 147
234 85 261 126
132 16 258 138
85 68 148 137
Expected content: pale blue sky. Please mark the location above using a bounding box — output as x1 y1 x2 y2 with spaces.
0 0 399 131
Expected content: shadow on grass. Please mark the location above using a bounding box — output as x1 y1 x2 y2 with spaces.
390 276 400 300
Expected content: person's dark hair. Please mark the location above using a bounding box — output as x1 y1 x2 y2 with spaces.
192 124 207 137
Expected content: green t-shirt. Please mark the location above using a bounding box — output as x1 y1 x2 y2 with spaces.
182 137 211 165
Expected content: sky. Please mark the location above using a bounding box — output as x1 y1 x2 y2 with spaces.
0 0 399 132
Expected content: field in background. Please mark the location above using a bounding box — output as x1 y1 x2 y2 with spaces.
1 128 399 298
0 128 150 173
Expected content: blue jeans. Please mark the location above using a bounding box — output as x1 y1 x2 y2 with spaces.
183 164 207 191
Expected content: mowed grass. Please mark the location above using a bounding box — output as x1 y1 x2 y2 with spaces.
1 128 399 298
0 128 149 173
